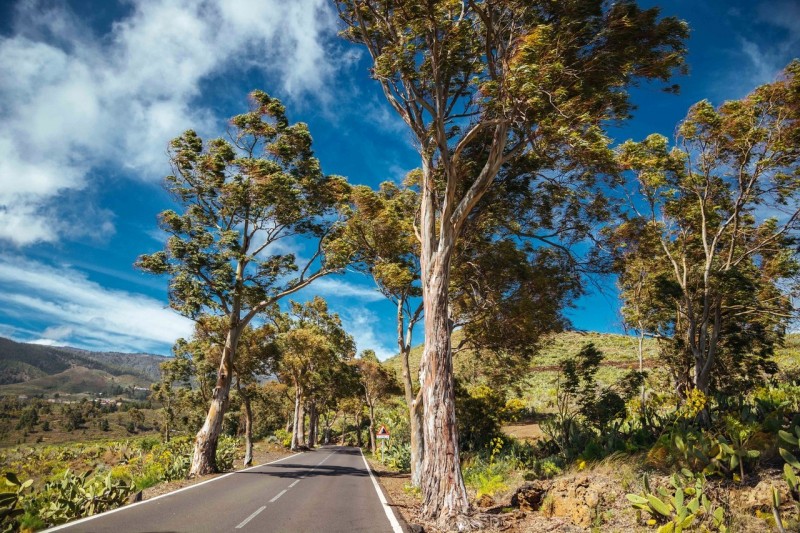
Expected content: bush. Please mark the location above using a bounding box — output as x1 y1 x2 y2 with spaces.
463 456 515 499
216 435 238 471
378 442 411 472
455 382 505 452
274 429 292 448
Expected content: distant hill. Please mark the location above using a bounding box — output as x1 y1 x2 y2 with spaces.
0 337 166 396
382 330 800 411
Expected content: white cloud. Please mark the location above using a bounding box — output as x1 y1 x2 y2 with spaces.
0 257 193 353
310 278 385 303
340 307 397 361
0 0 339 246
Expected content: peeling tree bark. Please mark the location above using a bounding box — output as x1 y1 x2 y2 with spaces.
419 268 470 525
189 330 239 476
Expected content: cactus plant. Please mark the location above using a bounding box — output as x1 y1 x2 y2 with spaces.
0 473 32 533
626 471 727 532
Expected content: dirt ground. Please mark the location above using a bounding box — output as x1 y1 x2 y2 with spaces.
501 423 544 443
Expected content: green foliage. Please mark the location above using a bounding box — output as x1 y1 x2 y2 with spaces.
215 435 238 472
0 473 32 533
463 457 515 499
273 429 292 449
377 442 411 473
526 457 563 480
455 382 506 452
626 471 727 532
543 343 632 460
614 61 800 399
33 470 135 526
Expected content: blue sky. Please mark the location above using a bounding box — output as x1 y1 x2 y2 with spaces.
0 0 797 358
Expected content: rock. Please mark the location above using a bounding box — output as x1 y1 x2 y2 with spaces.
408 524 425 533
477 493 495 508
543 474 617 527
128 490 142 503
730 479 791 511
511 480 550 511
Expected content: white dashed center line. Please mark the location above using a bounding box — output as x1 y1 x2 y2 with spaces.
269 489 288 503
235 506 266 529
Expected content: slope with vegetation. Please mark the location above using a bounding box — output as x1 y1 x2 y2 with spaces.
0 337 164 396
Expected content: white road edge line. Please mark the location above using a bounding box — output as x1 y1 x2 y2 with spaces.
44 451 305 532
359 448 404 533
235 505 266 529
269 489 288 503
289 479 300 487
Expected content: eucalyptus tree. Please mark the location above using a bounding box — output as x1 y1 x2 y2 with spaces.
336 0 687 523
151 345 194 442
354 349 401 452
232 320 280 466
342 180 426 483
276 297 356 451
615 61 800 406
136 91 351 476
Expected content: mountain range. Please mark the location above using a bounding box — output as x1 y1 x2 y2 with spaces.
0 336 165 396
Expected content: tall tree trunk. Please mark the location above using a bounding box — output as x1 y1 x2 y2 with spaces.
307 402 318 448
341 413 347 445
240 383 254 467
419 267 470 525
163 395 171 443
355 411 363 447
299 405 306 445
398 300 424 487
189 331 238 476
291 385 303 451
410 391 424 487
368 403 376 453
636 329 646 423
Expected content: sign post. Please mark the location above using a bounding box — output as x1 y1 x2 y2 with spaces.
376 425 390 461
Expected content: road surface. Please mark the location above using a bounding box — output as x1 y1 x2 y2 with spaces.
48 446 405 533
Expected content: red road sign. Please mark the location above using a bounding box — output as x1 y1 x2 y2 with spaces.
376 425 390 439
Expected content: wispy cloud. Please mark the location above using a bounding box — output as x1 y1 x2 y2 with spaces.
0 257 193 353
340 307 397 361
308 277 385 303
0 0 339 246
726 1 800 96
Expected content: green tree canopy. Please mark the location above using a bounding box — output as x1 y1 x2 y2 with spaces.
136 90 351 475
614 61 800 404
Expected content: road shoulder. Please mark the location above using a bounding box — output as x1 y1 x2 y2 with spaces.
363 453 420 532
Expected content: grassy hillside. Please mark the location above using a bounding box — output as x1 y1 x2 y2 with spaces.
0 337 165 397
383 330 800 412
383 330 658 384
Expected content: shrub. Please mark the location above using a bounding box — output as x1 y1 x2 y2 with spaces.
463 456 515 499
378 442 411 473
216 435 238 471
455 382 505 452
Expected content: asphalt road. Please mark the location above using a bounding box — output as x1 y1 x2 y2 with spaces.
48 446 405 533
